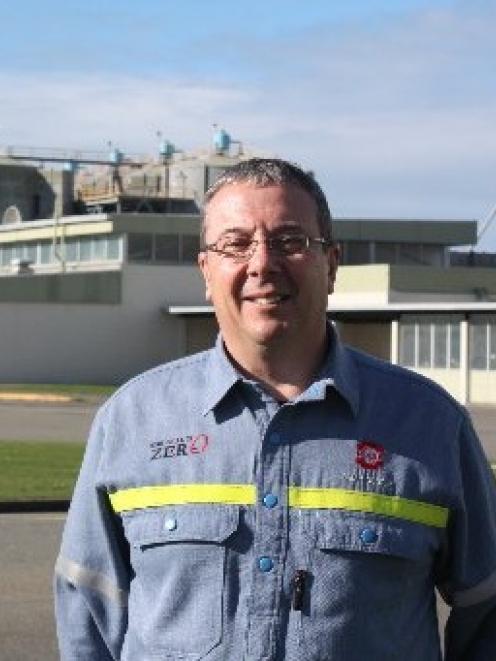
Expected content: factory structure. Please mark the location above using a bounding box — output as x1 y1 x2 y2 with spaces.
1 129 496 404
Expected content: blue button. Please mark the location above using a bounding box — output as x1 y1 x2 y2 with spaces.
263 493 278 509
360 527 378 544
165 518 177 531
268 432 281 445
258 556 274 572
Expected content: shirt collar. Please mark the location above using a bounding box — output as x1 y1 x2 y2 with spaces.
201 335 243 415
294 323 360 416
201 323 359 417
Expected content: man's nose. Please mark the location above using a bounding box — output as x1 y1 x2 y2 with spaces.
246 239 281 274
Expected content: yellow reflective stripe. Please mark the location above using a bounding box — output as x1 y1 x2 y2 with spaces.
109 483 256 513
288 487 448 528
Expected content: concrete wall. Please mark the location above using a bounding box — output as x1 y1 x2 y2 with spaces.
0 264 205 384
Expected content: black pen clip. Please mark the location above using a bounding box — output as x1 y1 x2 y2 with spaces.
292 569 308 611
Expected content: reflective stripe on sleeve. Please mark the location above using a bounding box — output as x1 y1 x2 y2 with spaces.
55 555 128 607
109 483 257 513
288 487 449 528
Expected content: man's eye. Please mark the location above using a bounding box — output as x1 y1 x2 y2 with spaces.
278 235 306 252
222 238 252 252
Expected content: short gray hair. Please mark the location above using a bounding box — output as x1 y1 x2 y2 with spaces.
203 157 333 243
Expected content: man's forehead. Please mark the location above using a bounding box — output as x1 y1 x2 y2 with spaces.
204 181 317 227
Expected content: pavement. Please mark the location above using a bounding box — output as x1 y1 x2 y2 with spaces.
0 399 494 659
0 512 65 661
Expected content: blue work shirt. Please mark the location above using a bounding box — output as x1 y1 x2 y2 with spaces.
54 329 496 660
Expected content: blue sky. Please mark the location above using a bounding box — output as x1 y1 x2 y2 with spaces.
1 0 496 249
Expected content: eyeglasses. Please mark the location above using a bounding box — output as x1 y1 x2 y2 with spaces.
204 233 331 261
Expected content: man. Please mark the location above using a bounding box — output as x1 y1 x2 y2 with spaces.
55 158 496 660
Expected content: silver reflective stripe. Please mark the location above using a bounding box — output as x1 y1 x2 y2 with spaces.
55 555 128 607
453 568 496 607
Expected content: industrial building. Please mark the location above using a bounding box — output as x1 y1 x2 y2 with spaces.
0 132 495 403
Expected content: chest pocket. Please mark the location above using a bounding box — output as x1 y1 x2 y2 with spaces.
291 509 444 659
123 504 239 660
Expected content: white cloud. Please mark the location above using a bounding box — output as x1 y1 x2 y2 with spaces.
1 3 496 248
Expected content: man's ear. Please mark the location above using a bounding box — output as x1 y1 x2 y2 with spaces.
327 244 340 294
198 251 212 302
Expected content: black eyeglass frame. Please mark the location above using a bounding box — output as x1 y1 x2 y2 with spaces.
204 234 333 260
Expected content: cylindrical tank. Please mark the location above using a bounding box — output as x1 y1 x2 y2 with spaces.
109 147 123 164
159 140 175 159
213 129 231 154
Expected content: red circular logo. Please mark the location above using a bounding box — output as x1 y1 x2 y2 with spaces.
188 434 209 454
356 441 384 470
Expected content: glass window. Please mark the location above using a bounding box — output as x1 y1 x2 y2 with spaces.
23 243 37 263
0 245 12 266
490 323 496 370
11 244 23 261
433 323 447 368
80 238 92 262
470 323 487 369
399 323 415 366
107 235 121 260
398 243 422 265
65 239 79 262
418 323 431 367
422 244 443 267
449 323 460 368
155 234 179 262
346 241 370 265
375 242 396 264
128 233 153 262
92 237 107 260
181 235 200 263
40 241 53 264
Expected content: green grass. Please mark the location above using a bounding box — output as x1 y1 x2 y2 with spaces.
0 441 85 501
0 383 116 397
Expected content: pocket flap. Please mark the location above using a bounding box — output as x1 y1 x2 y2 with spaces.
298 510 441 563
123 504 240 548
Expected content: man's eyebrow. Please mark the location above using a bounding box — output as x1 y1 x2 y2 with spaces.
214 223 304 237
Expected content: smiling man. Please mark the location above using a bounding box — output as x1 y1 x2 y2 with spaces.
55 159 496 660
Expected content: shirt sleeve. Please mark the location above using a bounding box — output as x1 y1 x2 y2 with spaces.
439 414 496 660
53 407 129 661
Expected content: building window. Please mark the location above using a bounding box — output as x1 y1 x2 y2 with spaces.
470 318 496 370
398 243 422 265
181 235 200 263
399 317 460 369
375 242 397 264
399 323 415 366
39 241 53 264
0 245 12 266
107 235 121 260
345 241 370 265
128 233 153 262
155 234 179 262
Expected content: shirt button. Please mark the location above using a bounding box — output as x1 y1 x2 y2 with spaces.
360 527 378 544
258 556 274 572
268 432 281 445
263 493 278 509
164 517 177 531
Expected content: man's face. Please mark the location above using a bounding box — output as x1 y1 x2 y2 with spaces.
198 182 338 355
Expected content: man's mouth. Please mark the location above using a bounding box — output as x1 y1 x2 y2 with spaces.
244 294 291 306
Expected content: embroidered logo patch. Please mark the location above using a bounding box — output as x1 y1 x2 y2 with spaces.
150 434 210 460
356 441 384 470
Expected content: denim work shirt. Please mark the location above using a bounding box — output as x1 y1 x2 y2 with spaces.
54 330 496 660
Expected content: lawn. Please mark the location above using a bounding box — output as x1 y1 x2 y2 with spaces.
0 441 85 501
0 383 116 397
